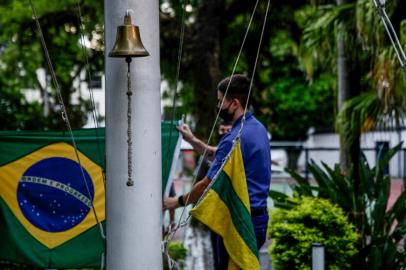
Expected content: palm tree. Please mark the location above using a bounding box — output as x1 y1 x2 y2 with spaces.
300 0 406 176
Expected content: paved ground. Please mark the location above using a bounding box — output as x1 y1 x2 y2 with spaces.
387 179 404 209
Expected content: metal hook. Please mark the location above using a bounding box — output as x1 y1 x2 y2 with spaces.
126 9 134 17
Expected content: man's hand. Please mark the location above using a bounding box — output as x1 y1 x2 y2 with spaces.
176 124 195 143
164 222 176 236
176 124 216 159
163 196 179 210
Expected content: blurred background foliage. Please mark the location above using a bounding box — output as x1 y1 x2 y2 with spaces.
0 0 103 130
0 0 404 144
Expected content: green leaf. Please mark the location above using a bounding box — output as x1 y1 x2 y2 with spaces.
386 189 406 225
368 245 381 270
285 167 314 197
359 153 375 199
308 160 339 200
374 143 403 178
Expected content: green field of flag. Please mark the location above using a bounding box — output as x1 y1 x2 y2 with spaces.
0 122 180 268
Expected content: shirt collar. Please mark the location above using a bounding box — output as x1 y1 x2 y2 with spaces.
232 112 253 128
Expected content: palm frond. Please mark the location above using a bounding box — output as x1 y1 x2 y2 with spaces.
336 91 406 145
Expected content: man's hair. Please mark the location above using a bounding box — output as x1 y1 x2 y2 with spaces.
217 74 250 107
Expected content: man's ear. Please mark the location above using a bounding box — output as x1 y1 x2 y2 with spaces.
233 98 241 109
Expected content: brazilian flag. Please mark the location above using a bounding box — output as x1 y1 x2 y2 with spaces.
0 123 180 268
191 140 260 270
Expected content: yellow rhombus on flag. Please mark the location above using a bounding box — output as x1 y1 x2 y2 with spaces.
190 140 260 270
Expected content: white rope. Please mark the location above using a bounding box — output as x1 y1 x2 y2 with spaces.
193 0 272 212
192 137 240 208
73 3 107 267
167 0 261 242
74 0 106 181
189 0 271 215
373 0 406 74
238 0 271 135
168 0 271 241
162 1 189 260
74 2 103 131
161 0 188 236
163 0 188 187
100 252 105 270
162 222 184 270
28 0 105 240
380 7 406 60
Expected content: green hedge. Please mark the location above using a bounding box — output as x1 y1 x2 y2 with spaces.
163 241 187 270
268 197 358 270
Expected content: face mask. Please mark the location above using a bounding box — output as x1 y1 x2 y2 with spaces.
218 103 234 122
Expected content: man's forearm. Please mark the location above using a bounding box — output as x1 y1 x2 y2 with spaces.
181 177 211 205
189 137 217 161
163 177 211 210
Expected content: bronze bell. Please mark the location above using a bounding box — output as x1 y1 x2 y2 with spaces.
109 13 149 58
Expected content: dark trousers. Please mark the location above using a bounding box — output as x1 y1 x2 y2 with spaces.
211 212 269 270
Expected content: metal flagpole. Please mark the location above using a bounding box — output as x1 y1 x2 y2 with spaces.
104 0 162 268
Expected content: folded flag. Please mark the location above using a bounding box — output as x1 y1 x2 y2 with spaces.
190 140 260 270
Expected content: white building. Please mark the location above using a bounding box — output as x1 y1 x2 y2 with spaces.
23 68 106 128
295 129 406 179
24 69 181 128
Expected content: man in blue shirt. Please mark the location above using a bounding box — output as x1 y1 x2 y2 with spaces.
164 74 271 269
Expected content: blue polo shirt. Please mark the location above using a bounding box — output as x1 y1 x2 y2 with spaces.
206 112 271 208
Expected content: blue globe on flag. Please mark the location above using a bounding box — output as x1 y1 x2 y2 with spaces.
17 157 94 232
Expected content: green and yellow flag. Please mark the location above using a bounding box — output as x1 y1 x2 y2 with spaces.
0 129 105 268
0 123 180 268
190 141 260 270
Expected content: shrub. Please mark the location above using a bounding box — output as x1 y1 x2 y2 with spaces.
270 144 406 269
163 241 187 270
268 197 358 270
168 241 187 261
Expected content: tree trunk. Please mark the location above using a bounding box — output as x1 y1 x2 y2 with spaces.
336 0 361 183
190 0 223 138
